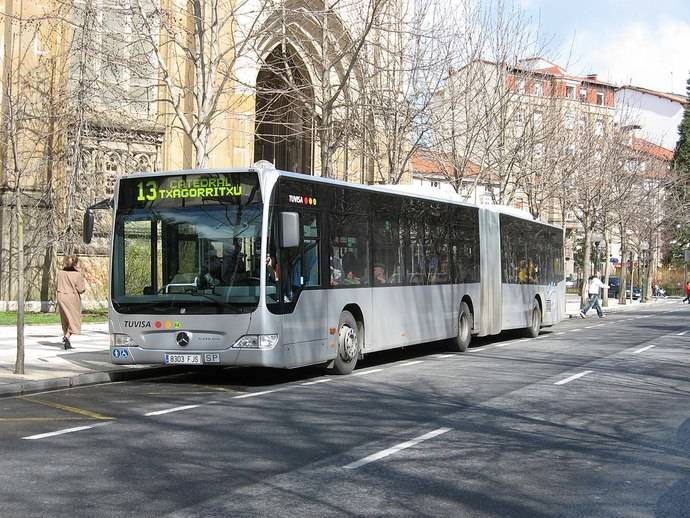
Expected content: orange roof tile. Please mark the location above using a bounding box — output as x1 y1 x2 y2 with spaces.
631 137 674 161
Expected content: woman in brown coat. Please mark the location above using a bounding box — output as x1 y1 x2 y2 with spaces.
57 255 86 350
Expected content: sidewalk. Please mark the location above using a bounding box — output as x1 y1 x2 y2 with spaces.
0 322 171 398
564 294 679 318
0 296 681 398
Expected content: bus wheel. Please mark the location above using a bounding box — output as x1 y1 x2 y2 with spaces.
449 302 472 352
525 300 542 338
332 310 361 375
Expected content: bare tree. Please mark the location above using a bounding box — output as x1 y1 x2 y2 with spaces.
254 0 386 179
131 0 268 169
358 0 453 184
0 7 66 373
429 0 547 203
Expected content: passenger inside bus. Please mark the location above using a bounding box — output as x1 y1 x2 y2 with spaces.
222 238 246 283
373 264 386 285
342 250 360 284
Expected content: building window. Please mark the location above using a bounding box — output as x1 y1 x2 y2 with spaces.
517 77 526 94
596 90 604 105
579 87 587 102
566 85 575 99
534 81 544 96
533 111 543 128
564 111 575 130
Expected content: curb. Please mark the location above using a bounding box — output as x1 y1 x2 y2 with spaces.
0 365 184 399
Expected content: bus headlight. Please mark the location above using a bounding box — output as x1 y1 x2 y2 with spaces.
232 334 279 350
110 333 137 347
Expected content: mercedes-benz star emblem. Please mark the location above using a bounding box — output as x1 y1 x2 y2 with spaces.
176 332 190 347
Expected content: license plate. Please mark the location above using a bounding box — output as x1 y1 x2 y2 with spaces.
164 353 202 365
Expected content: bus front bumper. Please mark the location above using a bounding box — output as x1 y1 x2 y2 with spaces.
109 345 289 368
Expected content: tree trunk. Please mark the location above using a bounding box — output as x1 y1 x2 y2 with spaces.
580 226 593 307
14 191 25 375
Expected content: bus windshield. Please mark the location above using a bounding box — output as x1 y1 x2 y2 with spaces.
112 172 263 314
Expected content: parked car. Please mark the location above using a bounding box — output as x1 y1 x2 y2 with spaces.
624 286 642 300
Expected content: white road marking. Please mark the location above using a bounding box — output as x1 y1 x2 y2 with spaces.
585 325 596 329
399 360 423 367
494 342 515 347
554 370 593 385
632 345 656 354
434 354 456 358
352 369 384 377
145 404 200 416
554 332 565 336
301 379 333 386
22 422 112 440
233 389 285 399
468 345 494 352
343 427 452 469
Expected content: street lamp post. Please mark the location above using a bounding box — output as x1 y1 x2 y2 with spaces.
593 232 604 276
640 240 650 303
629 252 634 304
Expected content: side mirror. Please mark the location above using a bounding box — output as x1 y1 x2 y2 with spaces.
280 212 300 248
83 209 95 244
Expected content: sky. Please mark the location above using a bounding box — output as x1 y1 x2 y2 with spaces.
519 0 690 95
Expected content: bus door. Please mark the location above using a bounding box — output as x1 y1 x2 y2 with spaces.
270 208 329 358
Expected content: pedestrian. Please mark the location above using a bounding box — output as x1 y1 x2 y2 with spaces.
683 281 690 304
580 273 606 319
57 254 86 350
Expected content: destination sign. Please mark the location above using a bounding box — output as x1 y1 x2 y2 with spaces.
118 172 261 209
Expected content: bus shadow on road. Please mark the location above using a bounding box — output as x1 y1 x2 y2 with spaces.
144 329 557 390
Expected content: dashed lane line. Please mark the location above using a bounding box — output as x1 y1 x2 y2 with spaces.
343 427 452 469
301 379 333 385
352 369 384 377
631 345 656 354
144 404 200 416
232 389 286 399
554 370 593 385
22 422 113 440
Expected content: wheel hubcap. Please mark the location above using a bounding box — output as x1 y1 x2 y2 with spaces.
339 324 357 361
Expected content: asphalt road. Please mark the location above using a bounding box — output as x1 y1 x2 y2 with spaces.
1 304 689 517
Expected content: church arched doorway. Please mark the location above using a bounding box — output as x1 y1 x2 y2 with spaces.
254 46 313 174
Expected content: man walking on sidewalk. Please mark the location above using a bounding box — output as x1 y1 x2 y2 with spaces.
580 273 607 319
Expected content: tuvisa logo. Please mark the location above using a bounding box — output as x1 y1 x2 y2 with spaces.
123 320 152 328
288 194 317 206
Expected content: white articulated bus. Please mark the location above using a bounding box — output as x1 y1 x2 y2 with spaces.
83 165 564 374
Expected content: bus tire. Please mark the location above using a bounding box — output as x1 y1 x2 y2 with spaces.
449 302 472 352
331 310 361 375
525 300 542 338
